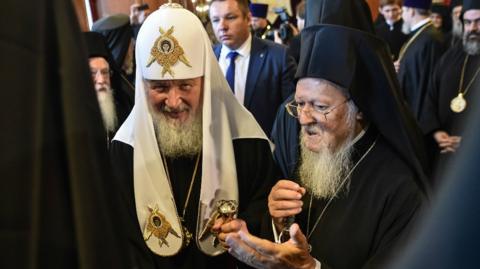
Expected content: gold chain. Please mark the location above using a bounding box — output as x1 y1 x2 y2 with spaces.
458 55 480 97
162 152 201 222
306 138 377 239
398 21 432 62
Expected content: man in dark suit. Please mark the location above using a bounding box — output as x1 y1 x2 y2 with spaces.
209 0 296 136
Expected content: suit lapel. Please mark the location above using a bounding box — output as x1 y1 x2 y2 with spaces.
213 45 221 60
245 37 267 108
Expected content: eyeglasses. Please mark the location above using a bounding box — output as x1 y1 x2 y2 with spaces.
90 69 111 78
285 98 351 121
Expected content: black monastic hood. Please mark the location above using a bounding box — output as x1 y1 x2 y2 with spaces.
305 0 375 33
92 14 133 69
296 24 430 194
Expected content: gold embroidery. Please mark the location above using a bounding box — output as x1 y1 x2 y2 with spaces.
144 205 181 247
147 26 192 77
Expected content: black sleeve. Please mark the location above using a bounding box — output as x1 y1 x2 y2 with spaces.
362 177 425 269
233 139 281 237
270 94 300 178
280 47 298 102
109 141 157 269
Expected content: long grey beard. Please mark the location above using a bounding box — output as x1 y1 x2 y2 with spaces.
401 21 411 35
298 133 355 200
153 111 202 158
463 32 480 56
123 59 134 75
452 19 463 38
97 88 118 133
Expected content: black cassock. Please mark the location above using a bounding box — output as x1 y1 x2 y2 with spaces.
0 0 130 267
375 20 409 61
421 43 480 136
419 44 480 185
267 127 425 269
110 138 278 269
398 24 446 119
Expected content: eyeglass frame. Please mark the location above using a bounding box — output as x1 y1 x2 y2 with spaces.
285 98 351 121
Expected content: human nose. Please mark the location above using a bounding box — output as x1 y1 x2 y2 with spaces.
96 72 107 81
165 89 183 108
297 105 316 126
218 18 228 31
472 21 480 31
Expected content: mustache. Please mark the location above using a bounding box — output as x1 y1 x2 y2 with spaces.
467 31 480 39
302 124 323 135
160 103 189 113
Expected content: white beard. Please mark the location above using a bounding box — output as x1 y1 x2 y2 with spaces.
452 19 463 38
123 59 134 75
151 109 202 158
299 132 355 200
401 21 411 35
97 88 118 133
298 100 358 199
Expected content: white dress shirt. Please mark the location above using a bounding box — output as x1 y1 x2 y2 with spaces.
218 34 252 105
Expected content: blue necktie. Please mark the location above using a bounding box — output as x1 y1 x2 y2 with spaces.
226 51 239 92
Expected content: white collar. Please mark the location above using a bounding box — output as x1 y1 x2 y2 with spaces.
411 17 431 31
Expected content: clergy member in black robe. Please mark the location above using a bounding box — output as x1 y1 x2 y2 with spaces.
420 45 479 149
84 32 134 141
109 5 277 269
419 0 480 186
93 14 136 84
271 0 377 178
222 24 429 269
0 0 129 267
397 0 447 120
391 61 480 269
375 18 409 60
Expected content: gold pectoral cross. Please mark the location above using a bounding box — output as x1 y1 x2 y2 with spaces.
144 205 181 247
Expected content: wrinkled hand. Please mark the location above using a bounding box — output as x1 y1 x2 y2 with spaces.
212 217 243 249
434 131 461 153
226 222 316 269
268 180 305 230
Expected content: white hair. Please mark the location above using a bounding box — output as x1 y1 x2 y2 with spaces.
298 101 358 199
151 106 202 158
97 88 118 133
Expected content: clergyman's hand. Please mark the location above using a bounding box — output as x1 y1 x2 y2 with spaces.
213 218 245 249
268 180 305 231
226 223 316 269
434 131 461 153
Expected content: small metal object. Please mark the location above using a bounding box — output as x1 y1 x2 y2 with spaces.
279 216 295 242
199 200 238 240
451 93 467 113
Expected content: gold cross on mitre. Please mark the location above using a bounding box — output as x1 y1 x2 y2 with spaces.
146 26 192 77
